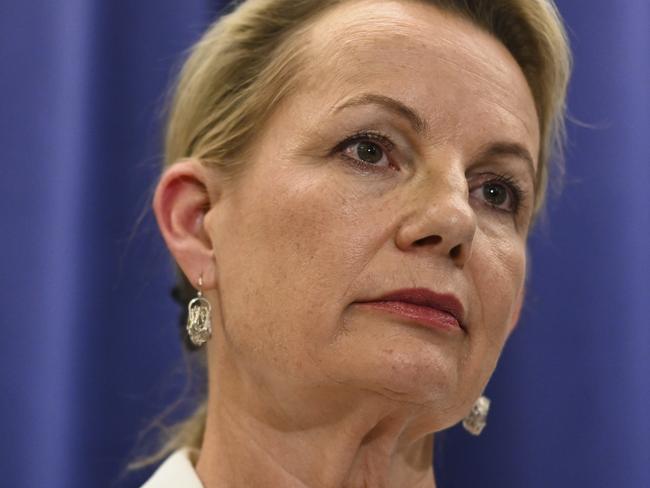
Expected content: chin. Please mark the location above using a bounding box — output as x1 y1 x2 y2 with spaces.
332 337 464 406
380 352 459 400
362 363 470 436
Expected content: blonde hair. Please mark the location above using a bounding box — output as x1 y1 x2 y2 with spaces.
129 0 571 472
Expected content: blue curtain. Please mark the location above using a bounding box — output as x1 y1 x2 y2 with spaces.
1 1 647 487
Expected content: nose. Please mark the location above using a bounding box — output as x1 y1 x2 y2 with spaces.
395 171 477 268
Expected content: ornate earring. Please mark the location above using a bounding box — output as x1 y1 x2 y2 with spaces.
186 274 212 347
462 395 490 436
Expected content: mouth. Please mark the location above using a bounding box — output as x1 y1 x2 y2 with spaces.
356 287 466 333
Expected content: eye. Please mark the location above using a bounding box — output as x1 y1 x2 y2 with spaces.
351 141 384 164
483 182 510 206
336 131 397 171
470 173 525 215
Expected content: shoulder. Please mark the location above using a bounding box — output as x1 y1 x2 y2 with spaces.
140 447 203 488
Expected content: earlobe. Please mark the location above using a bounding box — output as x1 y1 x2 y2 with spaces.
152 159 220 289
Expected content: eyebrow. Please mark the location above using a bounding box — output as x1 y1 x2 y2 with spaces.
333 93 429 135
333 92 537 186
474 142 537 187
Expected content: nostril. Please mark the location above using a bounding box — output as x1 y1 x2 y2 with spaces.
450 244 462 259
414 235 442 247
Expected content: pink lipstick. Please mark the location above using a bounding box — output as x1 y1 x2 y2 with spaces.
356 287 466 332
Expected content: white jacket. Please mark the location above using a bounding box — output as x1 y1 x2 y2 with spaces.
141 447 203 487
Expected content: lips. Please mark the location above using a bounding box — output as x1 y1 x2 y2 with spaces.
358 287 466 331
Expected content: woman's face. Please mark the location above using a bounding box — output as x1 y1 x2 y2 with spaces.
204 0 539 431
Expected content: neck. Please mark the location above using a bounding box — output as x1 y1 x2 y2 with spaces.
195 355 438 488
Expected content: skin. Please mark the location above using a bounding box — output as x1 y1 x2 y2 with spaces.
154 0 540 486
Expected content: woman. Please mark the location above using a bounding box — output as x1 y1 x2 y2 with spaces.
139 0 571 485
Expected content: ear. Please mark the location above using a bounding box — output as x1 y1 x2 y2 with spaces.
152 159 221 290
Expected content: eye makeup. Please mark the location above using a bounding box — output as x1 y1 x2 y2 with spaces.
327 124 533 218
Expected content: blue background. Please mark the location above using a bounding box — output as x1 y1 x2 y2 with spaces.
1 1 647 486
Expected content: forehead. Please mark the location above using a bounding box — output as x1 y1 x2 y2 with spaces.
297 0 540 161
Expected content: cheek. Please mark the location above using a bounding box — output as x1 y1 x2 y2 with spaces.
212 166 383 375
470 232 526 359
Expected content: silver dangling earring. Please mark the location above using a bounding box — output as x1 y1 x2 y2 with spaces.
186 274 212 347
462 395 490 436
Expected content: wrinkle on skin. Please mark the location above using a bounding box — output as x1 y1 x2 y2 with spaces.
306 1 539 150
195 1 539 487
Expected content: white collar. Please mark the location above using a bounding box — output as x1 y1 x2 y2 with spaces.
140 447 203 488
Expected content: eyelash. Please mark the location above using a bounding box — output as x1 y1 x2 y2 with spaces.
334 130 527 216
